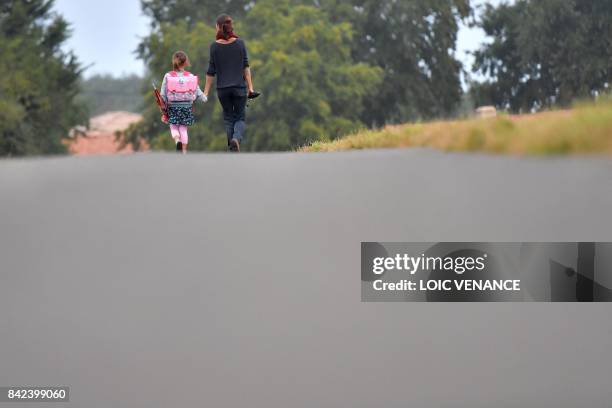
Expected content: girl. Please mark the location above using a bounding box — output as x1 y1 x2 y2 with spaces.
161 51 207 153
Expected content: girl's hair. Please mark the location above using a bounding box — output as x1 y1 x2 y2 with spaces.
216 14 235 40
172 51 190 70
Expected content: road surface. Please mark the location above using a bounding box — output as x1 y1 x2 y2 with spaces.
1 149 612 407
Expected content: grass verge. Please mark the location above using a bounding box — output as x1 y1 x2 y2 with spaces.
301 99 612 155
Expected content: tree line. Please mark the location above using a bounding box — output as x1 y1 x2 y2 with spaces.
78 74 145 116
471 0 612 112
1 0 610 155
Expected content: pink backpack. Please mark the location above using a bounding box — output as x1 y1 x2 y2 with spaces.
166 71 199 103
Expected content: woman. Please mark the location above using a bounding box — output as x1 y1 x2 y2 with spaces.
203 14 258 152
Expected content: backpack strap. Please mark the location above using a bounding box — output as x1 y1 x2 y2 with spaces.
168 70 191 77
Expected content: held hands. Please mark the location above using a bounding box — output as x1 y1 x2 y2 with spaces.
200 94 208 103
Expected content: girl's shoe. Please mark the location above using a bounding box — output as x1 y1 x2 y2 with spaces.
248 91 261 99
176 141 183 152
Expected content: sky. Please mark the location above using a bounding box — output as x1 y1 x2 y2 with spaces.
53 0 503 79
54 0 150 77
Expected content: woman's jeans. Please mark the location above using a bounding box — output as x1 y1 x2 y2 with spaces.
217 87 247 146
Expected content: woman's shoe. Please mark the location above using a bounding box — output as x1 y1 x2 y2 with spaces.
248 91 261 99
229 138 240 152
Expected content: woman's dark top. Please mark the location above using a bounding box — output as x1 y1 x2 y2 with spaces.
207 39 249 89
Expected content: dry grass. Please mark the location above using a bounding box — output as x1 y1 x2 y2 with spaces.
302 99 612 155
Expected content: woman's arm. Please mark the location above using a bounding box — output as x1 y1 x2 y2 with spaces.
204 44 216 97
240 40 254 94
244 67 254 94
203 75 215 97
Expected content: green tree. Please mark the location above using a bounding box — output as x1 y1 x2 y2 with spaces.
472 0 612 112
321 0 471 126
140 0 250 30
128 0 382 151
78 74 145 116
125 20 226 151
243 0 383 149
0 0 86 156
139 0 471 128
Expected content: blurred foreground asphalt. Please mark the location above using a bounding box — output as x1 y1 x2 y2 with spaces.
1 149 612 407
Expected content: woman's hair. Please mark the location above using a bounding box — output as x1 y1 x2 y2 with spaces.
216 14 235 40
172 51 190 70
